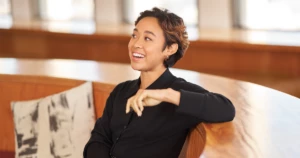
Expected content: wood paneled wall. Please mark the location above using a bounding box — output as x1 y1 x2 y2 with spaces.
0 28 299 77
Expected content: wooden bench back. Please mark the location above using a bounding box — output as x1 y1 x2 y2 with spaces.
0 74 206 158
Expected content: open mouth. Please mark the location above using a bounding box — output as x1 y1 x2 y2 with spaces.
132 53 145 59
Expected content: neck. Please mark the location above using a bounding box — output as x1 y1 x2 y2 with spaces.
139 67 167 89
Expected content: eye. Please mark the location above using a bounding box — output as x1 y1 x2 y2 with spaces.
145 37 152 41
131 34 137 39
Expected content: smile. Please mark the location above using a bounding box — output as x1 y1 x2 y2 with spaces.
133 53 145 58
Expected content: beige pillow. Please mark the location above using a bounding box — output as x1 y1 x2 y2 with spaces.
11 82 95 158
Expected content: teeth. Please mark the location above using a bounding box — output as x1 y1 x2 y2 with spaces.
133 53 145 58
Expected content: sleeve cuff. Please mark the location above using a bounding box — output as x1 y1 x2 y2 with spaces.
176 89 206 119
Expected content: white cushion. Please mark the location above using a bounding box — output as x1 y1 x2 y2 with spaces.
11 82 95 158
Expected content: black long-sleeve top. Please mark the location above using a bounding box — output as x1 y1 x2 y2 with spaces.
83 69 235 158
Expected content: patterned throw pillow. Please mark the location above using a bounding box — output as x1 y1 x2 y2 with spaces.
11 82 95 158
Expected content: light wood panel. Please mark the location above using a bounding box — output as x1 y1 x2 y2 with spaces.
0 58 299 158
0 27 299 78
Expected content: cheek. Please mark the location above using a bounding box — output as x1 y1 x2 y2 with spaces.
128 40 133 51
144 46 164 61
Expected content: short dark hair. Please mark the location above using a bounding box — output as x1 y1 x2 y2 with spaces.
135 7 190 67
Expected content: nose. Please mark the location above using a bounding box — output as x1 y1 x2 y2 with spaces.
133 37 143 49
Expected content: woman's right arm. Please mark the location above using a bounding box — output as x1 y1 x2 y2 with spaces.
83 88 117 158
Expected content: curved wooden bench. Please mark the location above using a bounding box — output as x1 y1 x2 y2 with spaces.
0 62 206 157
0 58 300 158
0 75 206 158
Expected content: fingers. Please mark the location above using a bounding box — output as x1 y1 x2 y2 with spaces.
137 93 146 112
134 89 145 116
126 90 147 117
126 89 163 116
126 98 131 114
126 96 143 117
133 100 142 117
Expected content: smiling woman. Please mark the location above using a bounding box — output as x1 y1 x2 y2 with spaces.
130 8 189 69
84 7 235 158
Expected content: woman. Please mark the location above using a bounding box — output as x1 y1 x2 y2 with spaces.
84 7 235 158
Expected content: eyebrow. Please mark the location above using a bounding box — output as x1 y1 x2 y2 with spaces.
133 28 156 37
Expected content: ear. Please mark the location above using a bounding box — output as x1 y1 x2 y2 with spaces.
164 43 178 56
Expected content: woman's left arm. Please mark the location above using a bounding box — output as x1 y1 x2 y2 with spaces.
127 81 235 123
165 87 235 123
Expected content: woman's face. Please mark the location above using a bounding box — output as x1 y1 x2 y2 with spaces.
128 17 167 72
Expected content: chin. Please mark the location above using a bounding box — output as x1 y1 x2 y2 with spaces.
130 63 143 71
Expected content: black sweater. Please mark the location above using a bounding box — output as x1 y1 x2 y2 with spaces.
83 69 235 158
